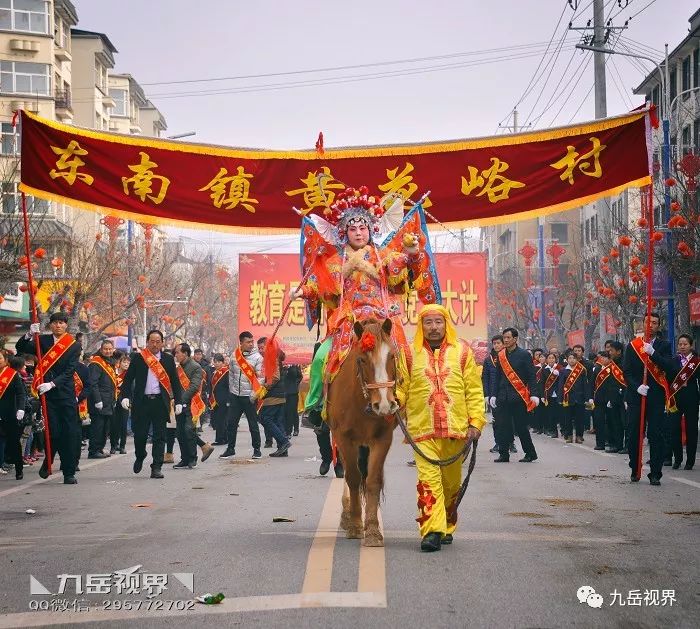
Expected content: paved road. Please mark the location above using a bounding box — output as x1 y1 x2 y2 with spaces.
1 420 698 628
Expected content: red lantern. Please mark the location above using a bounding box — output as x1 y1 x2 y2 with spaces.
670 201 681 212
51 256 64 268
138 275 147 283
610 248 620 259
591 306 600 316
629 256 640 267
665 177 676 187
651 231 664 242
629 295 638 304
637 217 648 228
618 235 632 246
602 256 610 264
33 248 46 259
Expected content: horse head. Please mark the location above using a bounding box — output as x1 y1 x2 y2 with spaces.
353 318 399 417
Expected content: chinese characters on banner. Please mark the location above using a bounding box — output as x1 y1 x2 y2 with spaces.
19 110 651 232
237 253 487 364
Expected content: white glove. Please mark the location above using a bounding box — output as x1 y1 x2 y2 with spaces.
95 401 103 410
175 404 183 414
606 401 612 408
530 396 540 407
637 384 649 396
642 342 655 356
16 409 24 421
29 322 41 335
587 399 594 406
624 402 628 410
121 398 130 410
288 287 301 301
552 369 559 376
37 382 55 395
540 398 546 404
488 397 497 409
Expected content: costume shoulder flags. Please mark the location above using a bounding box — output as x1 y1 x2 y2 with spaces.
31 332 75 395
176 365 206 424
594 364 612 393
73 371 88 419
210 366 229 409
90 355 118 399
234 348 265 412
562 362 584 406
630 337 673 406
141 348 173 398
0 366 17 399
497 349 535 411
669 354 700 408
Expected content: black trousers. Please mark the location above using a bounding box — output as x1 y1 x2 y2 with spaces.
530 404 545 431
88 411 109 454
606 403 624 450
166 427 176 453
668 402 699 468
44 398 78 478
545 400 560 435
627 398 666 479
285 394 299 435
593 404 607 447
212 405 228 443
227 395 261 451
133 396 168 468
496 399 536 458
175 407 197 464
0 414 23 474
563 404 585 438
110 406 128 450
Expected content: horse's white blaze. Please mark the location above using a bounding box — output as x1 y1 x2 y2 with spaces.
373 341 392 415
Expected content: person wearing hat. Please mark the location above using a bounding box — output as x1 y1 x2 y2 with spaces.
15 312 81 484
395 304 486 552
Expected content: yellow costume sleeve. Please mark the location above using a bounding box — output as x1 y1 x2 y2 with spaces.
395 348 410 409
462 346 487 433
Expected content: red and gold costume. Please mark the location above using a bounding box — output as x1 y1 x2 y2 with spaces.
396 304 486 539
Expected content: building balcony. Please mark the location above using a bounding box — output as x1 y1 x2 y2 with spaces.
101 94 115 108
54 45 72 62
54 88 72 110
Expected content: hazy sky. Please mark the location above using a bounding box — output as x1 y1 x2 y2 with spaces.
71 0 698 258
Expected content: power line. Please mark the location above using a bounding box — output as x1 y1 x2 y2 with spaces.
609 55 635 109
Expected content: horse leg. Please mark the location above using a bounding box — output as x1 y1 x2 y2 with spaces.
362 436 391 547
337 440 363 539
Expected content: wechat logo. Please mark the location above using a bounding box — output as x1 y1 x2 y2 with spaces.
577 585 604 609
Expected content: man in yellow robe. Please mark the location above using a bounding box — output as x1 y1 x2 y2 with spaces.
396 304 486 552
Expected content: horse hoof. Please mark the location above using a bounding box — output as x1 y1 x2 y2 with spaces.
362 533 384 547
340 514 350 531
346 526 364 539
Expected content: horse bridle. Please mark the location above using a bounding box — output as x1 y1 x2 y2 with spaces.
356 356 396 412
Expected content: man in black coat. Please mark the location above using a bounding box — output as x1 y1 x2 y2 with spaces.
119 330 182 479
0 350 28 480
87 339 117 458
15 312 81 484
492 327 539 463
209 353 230 445
623 312 672 485
647 333 699 470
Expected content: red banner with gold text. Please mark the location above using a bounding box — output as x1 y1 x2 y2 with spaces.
237 253 487 364
19 110 650 233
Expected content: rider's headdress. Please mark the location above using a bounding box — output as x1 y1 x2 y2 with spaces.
324 185 386 242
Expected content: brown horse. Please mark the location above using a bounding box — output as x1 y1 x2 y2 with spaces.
325 318 399 547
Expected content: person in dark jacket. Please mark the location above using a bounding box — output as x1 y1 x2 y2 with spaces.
119 330 182 479
646 333 699 470
558 353 593 443
542 352 561 437
258 350 291 458
283 363 303 437
483 334 515 454
0 350 28 480
591 351 614 450
74 359 90 469
87 339 117 458
15 312 81 484
173 343 203 469
624 313 672 485
604 341 626 453
209 353 230 445
491 328 539 463
531 350 547 434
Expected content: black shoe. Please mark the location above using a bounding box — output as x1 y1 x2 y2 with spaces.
489 445 499 453
119 448 127 454
15 471 23 480
550 433 559 438
64 476 77 484
441 534 453 545
88 452 108 459
494 455 509 463
150 468 164 479
605 447 616 453
630 473 640 483
270 442 291 457
39 461 49 479
173 461 190 469
684 463 693 470
420 532 442 552
649 475 661 486
663 459 672 467
219 449 235 459
292 430 299 436
74 465 80 472
407 460 416 467
519 454 538 463
594 446 605 451
252 450 262 459
334 462 344 478
509 443 517 454
672 461 681 469
319 460 331 476
211 441 226 446
110 449 118 455
133 458 144 474
264 441 274 449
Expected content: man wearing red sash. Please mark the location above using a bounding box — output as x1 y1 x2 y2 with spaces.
87 340 117 459
623 312 671 485
591 351 616 450
16 312 81 484
604 341 627 453
492 327 539 463
645 333 699 471
120 329 182 479
0 350 27 480
109 353 130 454
558 353 593 443
210 353 230 445
531 350 547 434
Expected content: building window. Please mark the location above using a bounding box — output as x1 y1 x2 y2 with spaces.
652 86 661 117
0 61 50 96
109 88 128 116
550 223 569 245
682 56 691 97
592 214 598 241
1 182 50 214
694 48 699 89
682 125 692 155
670 68 677 104
0 0 49 34
584 218 590 245
1 121 19 155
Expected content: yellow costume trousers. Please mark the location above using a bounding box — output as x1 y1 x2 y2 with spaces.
414 438 465 538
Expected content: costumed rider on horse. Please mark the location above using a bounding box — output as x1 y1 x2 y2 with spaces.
288 184 441 465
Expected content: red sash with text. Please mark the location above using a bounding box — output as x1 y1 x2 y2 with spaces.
177 365 205 424
631 337 672 403
234 348 265 412
562 362 585 406
543 369 558 397
73 372 88 419
609 361 626 387
141 349 173 398
90 355 118 399
210 367 229 409
498 349 535 411
594 365 612 394
536 365 544 383
31 333 75 395
669 354 700 409
0 366 17 400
